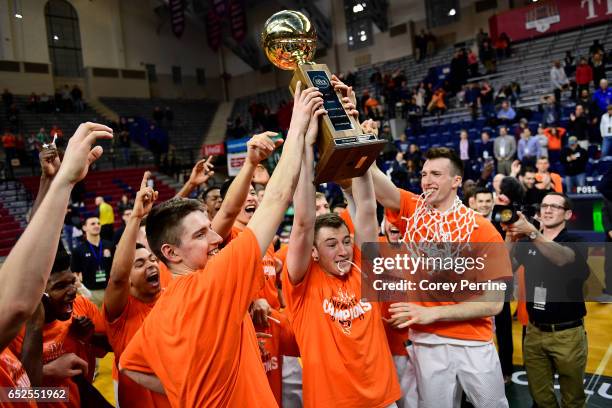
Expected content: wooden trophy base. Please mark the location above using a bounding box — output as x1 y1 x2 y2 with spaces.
289 63 386 184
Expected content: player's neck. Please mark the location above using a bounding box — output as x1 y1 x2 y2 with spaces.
169 262 197 277
132 287 160 303
234 220 247 230
87 234 101 246
432 195 459 213
542 222 565 240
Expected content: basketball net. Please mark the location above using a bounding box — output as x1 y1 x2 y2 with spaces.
400 193 477 274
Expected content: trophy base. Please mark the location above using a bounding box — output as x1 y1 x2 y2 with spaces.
289 63 386 183
314 134 386 184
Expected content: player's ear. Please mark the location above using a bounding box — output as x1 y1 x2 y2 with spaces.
161 243 181 263
311 246 319 262
563 209 572 221
452 175 462 189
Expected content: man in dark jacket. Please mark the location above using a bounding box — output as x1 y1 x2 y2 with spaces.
560 136 588 193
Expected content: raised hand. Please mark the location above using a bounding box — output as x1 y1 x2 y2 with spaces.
361 119 379 137
55 122 113 185
187 156 215 187
331 75 359 120
247 131 284 165
250 298 272 329
39 147 61 179
305 101 327 146
69 316 94 342
289 81 323 137
133 171 159 219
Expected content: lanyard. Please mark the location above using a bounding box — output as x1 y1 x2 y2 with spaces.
87 242 103 267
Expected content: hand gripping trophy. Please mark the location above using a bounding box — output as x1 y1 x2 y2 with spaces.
261 10 386 183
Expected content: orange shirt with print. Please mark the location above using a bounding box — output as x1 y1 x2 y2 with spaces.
385 189 511 342
254 309 299 406
228 225 280 310
10 296 105 408
282 248 401 408
103 296 171 408
119 228 276 408
0 348 36 407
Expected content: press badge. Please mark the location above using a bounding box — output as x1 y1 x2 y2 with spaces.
534 285 546 310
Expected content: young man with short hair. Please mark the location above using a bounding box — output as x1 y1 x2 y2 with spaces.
119 83 324 407
474 187 494 220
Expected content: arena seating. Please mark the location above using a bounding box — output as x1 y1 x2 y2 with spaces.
0 181 29 257
100 97 218 158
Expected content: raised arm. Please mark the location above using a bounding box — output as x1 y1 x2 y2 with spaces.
248 82 324 256
104 172 158 321
352 166 378 248
30 147 61 218
212 131 282 239
0 122 113 350
175 157 214 199
286 108 321 285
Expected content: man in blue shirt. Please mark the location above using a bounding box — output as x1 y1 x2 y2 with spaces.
593 79 612 114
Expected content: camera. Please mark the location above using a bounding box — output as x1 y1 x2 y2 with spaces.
491 202 539 225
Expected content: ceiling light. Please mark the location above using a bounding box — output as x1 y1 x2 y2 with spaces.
15 13 22 19
448 8 456 16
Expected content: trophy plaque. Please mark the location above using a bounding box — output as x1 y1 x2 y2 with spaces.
261 10 386 184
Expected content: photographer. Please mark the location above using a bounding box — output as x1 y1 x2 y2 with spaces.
506 192 589 407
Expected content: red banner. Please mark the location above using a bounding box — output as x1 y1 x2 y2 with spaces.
489 0 612 42
169 0 185 38
229 0 247 43
201 143 225 156
206 10 222 51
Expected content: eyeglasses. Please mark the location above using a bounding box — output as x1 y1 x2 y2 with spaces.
540 203 567 211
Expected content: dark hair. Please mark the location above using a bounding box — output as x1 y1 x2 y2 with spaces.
500 176 525 204
135 243 147 250
219 178 234 201
424 147 464 177
51 245 71 275
519 166 536 177
314 213 348 242
200 185 221 201
543 192 573 210
146 198 206 264
474 186 493 198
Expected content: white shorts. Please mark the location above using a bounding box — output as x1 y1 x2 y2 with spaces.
411 341 508 408
282 356 303 407
393 355 418 408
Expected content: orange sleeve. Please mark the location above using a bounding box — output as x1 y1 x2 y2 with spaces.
119 326 155 375
384 189 416 235
274 245 289 265
552 173 563 193
339 209 355 235
281 261 312 318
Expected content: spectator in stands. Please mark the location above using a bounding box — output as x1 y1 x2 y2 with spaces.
494 32 511 60
363 91 382 120
425 30 436 56
550 60 569 108
517 127 540 166
457 129 476 180
7 103 19 130
119 130 131 164
2 88 13 112
494 126 516 175
405 143 422 169
449 49 468 94
535 157 563 193
152 106 164 126
575 57 593 94
568 105 590 149
589 39 605 57
593 79 612 115
540 95 559 127
200 185 222 220
476 28 489 55
477 131 495 163
112 208 132 248
427 88 446 117
2 128 17 167
36 127 48 145
601 104 612 158
165 106 174 129
370 69 383 99
514 164 551 210
71 84 83 112
394 133 409 154
497 100 516 125
515 118 529 140
480 81 495 121
15 133 25 165
95 196 115 242
561 137 588 192
543 125 564 162
117 194 133 216
534 125 549 159
406 96 423 134
415 29 426 62
480 40 496 74
61 84 72 112
466 82 480 120
390 152 409 190
379 124 397 162
26 132 39 165
590 51 606 88
564 51 576 77
39 92 51 113
467 49 479 78
26 92 39 112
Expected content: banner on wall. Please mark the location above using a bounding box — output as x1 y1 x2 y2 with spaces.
229 0 247 43
206 10 222 51
201 143 225 157
169 0 185 38
226 137 250 176
489 0 612 42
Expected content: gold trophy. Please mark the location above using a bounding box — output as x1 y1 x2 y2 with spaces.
261 10 386 184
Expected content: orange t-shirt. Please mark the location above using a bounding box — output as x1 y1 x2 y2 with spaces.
103 296 170 408
282 248 401 408
536 172 563 193
228 225 280 310
254 309 299 406
543 128 565 151
157 262 173 288
119 228 276 408
339 209 355 235
9 296 106 408
0 347 36 407
385 189 511 342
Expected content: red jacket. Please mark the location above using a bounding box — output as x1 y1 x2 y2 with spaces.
575 64 593 85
